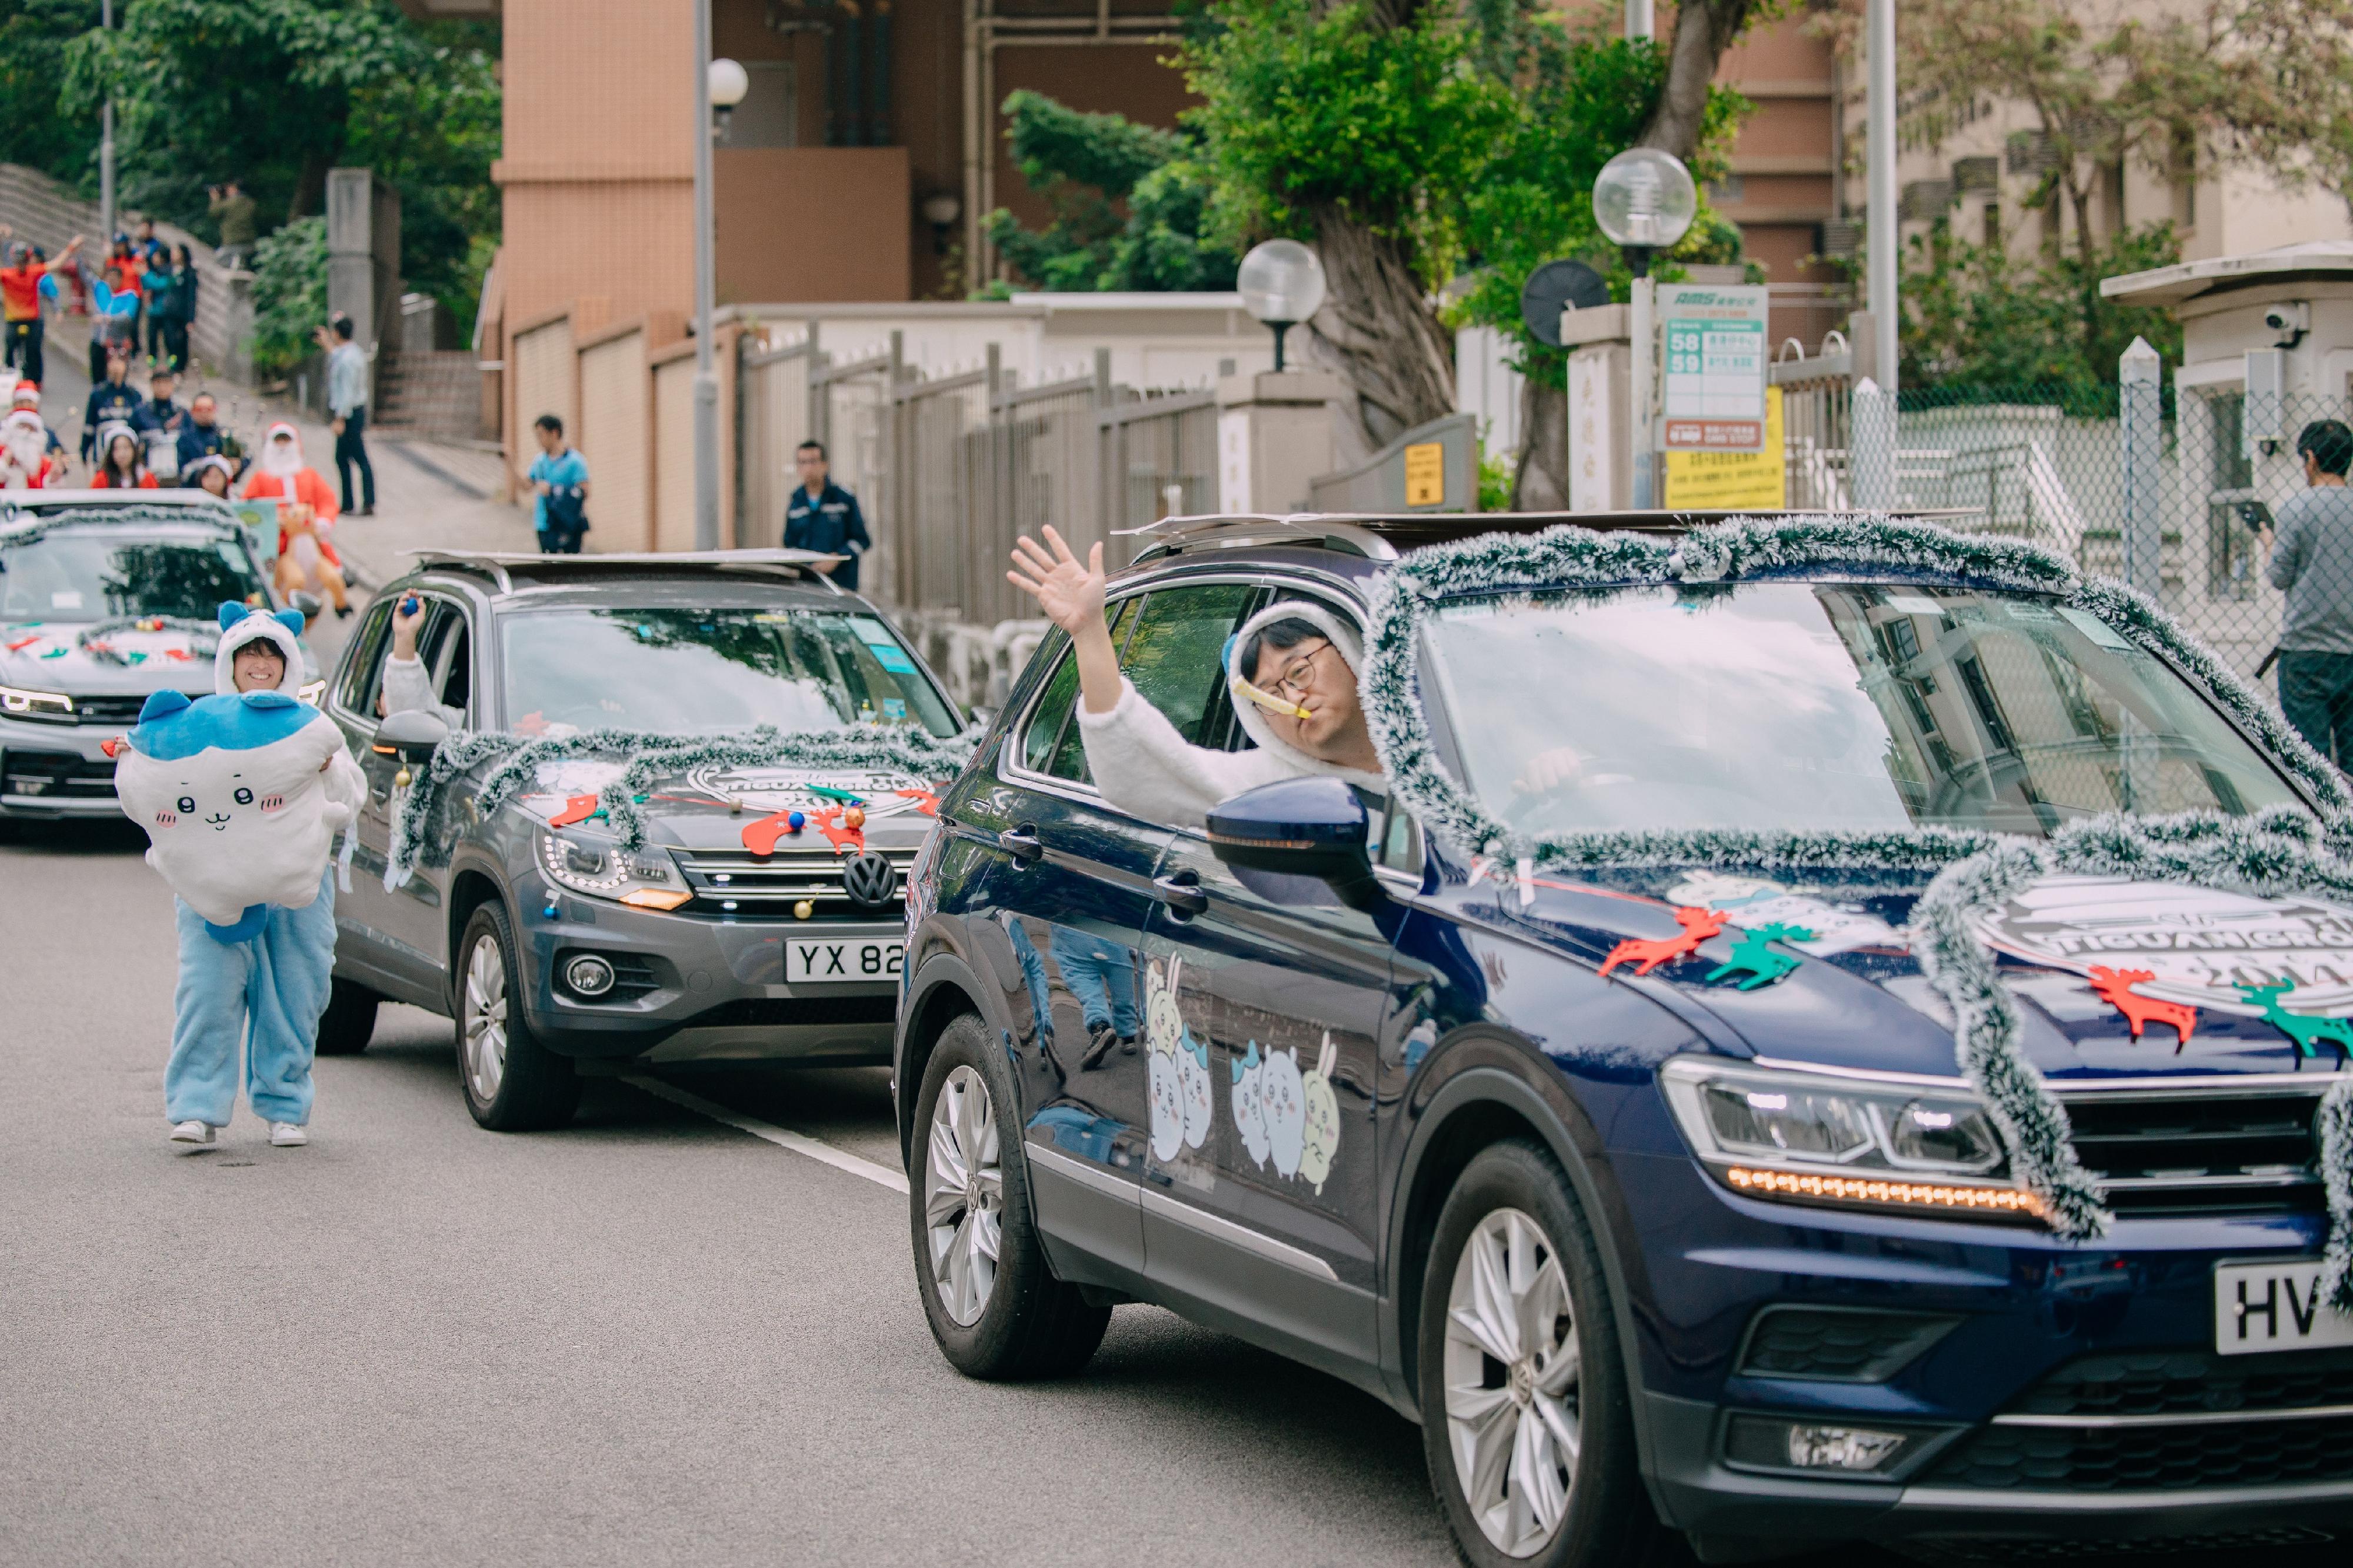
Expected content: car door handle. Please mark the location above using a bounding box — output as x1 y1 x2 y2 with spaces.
996 825 1043 865
1152 872 1208 917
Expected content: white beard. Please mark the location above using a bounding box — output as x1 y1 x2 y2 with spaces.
259 445 302 481
3 432 43 482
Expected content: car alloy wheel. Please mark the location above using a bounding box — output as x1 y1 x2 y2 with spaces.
1443 1206 1580 1559
925 1063 1004 1326
463 930 509 1106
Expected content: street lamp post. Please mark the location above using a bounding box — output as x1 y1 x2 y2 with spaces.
99 0 115 244
1591 147 1697 509
1235 239 1326 374
691 8 748 552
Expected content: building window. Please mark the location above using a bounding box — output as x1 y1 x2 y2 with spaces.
719 61 798 149
1981 199 2001 250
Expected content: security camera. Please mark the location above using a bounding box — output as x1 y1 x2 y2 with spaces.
2264 300 2309 349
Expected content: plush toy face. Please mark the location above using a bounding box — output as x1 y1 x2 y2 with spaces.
114 689 348 926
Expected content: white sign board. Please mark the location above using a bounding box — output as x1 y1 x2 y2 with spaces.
1659 283 1768 453
1567 348 1615 513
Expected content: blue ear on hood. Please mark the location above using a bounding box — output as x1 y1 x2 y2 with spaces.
1221 633 1239 676
272 609 305 639
138 689 192 724
216 601 246 632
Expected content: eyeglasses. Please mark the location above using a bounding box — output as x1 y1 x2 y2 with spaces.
1264 640 1334 702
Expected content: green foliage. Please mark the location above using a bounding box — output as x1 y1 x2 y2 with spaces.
344 22 501 331
249 217 328 382
1475 443 1514 513
0 2 98 185
985 89 1238 293
1899 220 2185 403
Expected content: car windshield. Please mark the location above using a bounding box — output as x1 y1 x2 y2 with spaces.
499 607 959 738
0 528 265 623
1423 582 2305 837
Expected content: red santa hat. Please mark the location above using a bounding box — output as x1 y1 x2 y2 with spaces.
3 409 44 438
10 381 39 408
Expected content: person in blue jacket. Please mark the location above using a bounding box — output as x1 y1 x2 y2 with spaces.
784 438 871 589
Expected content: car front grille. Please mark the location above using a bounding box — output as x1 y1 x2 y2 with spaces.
1918 1525 2338 1562
1 747 118 800
691 995 898 1027
2054 1084 2327 1215
1928 1345 2353 1493
674 848 918 917
65 693 152 726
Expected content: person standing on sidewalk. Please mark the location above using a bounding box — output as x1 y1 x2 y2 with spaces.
208 182 256 272
526 413 591 554
322 314 375 516
783 439 871 589
2264 419 2353 766
0 228 81 388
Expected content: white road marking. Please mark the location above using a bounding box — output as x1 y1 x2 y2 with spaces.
621 1074 910 1194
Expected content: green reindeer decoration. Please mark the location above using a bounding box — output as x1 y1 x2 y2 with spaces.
2236 979 2353 1062
1706 924 1815 990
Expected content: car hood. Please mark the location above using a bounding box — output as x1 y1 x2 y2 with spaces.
1 619 318 699
1499 863 2353 1085
504 753 949 855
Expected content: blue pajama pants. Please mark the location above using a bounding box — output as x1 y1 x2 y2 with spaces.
164 870 338 1127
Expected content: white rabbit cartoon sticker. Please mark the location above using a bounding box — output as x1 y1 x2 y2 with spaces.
1262 1043 1307 1178
1298 1033 1341 1193
1143 956 1211 1162
1231 1040 1269 1169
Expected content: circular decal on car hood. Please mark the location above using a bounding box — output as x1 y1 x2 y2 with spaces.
1976 874 2353 1015
681 765 931 819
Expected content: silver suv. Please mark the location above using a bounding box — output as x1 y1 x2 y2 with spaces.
316 550 964 1130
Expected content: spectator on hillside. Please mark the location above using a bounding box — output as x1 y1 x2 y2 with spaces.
208 182 257 271
0 226 81 388
784 439 871 590
146 245 196 372
2264 419 2353 766
176 392 244 482
132 365 186 482
92 421 158 489
82 352 139 461
86 239 142 382
321 314 374 517
527 413 591 555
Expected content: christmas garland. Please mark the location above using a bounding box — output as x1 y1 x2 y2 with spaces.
75 615 221 664
386 723 978 884
1360 514 2353 1302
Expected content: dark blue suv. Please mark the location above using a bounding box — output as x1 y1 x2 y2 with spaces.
894 513 2353 1568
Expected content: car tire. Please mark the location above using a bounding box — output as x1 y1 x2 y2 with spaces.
314 978 380 1056
454 901 580 1132
909 1013 1109 1380
1418 1139 1669 1568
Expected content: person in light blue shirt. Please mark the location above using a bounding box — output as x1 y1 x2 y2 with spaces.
322 313 374 515
526 412 591 554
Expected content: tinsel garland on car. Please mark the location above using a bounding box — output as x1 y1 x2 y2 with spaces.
384 723 978 886
1358 513 2353 1303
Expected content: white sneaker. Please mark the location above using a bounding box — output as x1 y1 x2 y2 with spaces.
169 1120 216 1147
267 1122 308 1147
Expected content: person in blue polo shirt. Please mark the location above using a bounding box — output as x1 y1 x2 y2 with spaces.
784 438 871 589
526 412 591 554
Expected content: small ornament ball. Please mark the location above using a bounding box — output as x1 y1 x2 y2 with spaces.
844 806 866 829
394 767 412 788
793 899 815 920
788 810 806 832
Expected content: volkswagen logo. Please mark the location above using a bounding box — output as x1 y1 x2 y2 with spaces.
842 851 899 911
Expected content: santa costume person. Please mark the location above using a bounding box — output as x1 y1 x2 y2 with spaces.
242 422 351 619
0 408 63 488
8 379 65 464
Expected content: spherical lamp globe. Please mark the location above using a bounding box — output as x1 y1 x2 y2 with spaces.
1237 239 1327 372
1591 148 1698 252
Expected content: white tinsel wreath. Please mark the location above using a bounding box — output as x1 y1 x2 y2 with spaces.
1359 513 2353 1304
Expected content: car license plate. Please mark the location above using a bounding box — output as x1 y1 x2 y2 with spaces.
2214 1260 2353 1355
785 937 904 985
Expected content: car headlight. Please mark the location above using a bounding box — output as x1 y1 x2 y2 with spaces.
538 830 692 910
1659 1057 2042 1222
0 683 74 720
296 678 327 705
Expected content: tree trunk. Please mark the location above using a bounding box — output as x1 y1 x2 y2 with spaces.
1639 0 1761 160
1513 378 1567 511
1304 204 1456 450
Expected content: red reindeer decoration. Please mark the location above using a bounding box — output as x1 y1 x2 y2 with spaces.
1600 907 1727 978
2085 966 2197 1049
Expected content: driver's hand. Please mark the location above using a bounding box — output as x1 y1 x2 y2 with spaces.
1006 526 1106 636
1512 745 1585 796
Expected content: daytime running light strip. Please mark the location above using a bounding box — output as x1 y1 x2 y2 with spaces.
1725 1165 2047 1217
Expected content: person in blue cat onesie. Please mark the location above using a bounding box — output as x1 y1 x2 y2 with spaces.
113 603 366 1150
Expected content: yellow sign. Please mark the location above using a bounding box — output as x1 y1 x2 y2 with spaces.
1664 386 1785 508
1404 442 1445 507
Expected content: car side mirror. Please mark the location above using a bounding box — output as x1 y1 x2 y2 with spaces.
374 708 449 762
286 590 322 619
1205 775 1385 913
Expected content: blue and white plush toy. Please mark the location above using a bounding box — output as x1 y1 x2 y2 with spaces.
113 604 365 1142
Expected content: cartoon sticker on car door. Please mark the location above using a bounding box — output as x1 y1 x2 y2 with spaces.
1232 1039 1269 1168
1145 956 1213 1162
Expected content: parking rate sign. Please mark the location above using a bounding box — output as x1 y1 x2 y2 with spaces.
1659 284 1769 453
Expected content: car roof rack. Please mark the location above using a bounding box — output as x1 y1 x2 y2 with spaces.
404 547 848 598
1124 507 1982 563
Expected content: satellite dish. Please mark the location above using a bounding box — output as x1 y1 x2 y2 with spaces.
1519 261 1612 348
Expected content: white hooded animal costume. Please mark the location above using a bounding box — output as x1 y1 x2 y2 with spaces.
114 603 365 935
1073 599 1383 830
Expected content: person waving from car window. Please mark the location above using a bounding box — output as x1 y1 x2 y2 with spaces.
1008 526 1387 829
379 595 466 731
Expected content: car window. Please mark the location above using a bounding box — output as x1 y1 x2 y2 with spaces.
337 598 394 714
434 615 471 720
1019 596 1136 782
0 528 267 622
1375 803 1421 875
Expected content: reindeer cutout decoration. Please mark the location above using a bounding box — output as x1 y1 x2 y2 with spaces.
1599 907 1726 979
2084 966 2197 1050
